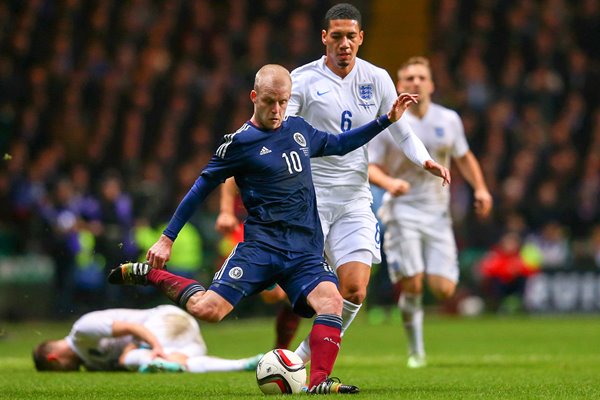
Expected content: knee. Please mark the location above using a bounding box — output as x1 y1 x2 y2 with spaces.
400 277 423 295
431 283 456 301
189 303 226 323
317 292 343 315
339 282 367 304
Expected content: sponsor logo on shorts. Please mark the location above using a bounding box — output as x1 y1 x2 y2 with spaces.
228 266 243 279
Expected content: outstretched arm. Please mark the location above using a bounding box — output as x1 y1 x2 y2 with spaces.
454 150 492 217
320 93 418 156
146 174 220 268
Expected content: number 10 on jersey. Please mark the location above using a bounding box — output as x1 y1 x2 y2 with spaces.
282 151 303 174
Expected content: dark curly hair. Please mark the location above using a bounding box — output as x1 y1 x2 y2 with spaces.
323 3 362 30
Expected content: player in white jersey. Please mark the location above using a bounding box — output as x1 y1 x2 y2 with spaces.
216 3 450 364
368 56 492 368
32 305 262 373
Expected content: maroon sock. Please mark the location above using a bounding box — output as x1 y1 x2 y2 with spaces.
147 269 205 307
274 303 301 349
308 314 342 388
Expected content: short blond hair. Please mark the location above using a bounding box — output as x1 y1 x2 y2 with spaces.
398 56 432 78
253 64 291 92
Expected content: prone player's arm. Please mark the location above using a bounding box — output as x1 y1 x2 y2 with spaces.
111 321 166 360
215 177 240 235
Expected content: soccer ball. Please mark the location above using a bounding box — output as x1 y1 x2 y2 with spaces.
256 349 307 394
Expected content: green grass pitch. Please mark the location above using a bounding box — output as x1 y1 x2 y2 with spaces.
1 313 599 399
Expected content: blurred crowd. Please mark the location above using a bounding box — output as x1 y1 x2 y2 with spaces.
0 0 599 316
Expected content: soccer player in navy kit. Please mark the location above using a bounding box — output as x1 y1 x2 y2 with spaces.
109 64 417 394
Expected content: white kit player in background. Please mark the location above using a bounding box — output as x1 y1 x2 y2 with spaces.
368 56 492 368
32 305 262 373
286 4 450 363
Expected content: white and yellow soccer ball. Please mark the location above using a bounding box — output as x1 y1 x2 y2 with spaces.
256 349 307 394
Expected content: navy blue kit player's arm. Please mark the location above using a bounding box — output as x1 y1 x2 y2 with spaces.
162 128 248 241
163 115 392 243
308 115 391 157
162 177 220 241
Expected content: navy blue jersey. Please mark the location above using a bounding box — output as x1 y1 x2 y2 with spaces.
162 115 391 253
204 116 340 253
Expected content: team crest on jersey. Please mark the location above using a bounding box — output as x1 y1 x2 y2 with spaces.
358 83 373 100
228 266 243 279
293 132 307 147
435 127 445 137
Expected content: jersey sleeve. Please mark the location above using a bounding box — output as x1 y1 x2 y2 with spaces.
303 115 392 157
450 110 470 158
70 311 114 340
367 130 391 165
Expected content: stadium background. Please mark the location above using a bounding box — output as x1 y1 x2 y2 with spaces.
0 0 599 321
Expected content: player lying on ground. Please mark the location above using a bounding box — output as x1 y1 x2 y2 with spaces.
33 305 262 373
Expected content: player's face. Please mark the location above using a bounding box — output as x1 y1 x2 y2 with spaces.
397 64 434 100
251 85 291 130
322 19 363 74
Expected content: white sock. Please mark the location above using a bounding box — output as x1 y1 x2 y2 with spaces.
341 299 362 336
294 337 311 364
398 293 425 357
122 349 153 371
186 355 246 373
294 299 363 364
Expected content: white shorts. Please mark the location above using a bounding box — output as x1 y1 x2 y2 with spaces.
318 195 382 269
144 305 207 357
380 202 458 284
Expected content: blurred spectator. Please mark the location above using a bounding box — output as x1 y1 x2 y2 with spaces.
478 231 539 312
522 221 572 270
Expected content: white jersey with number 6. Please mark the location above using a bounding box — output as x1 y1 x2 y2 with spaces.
287 56 423 202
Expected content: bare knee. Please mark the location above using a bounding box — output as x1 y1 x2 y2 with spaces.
428 276 456 300
339 282 366 304
186 292 232 322
188 303 224 322
401 274 424 295
431 285 455 301
320 292 343 315
337 262 371 304
308 282 343 315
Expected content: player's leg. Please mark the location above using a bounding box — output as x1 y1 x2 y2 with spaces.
304 281 357 394
186 353 264 373
281 254 358 394
397 274 427 368
408 210 459 368
275 302 301 349
427 274 457 301
261 285 301 349
108 261 233 321
383 213 427 368
295 201 378 363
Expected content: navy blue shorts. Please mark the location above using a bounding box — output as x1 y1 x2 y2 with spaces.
209 241 338 318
